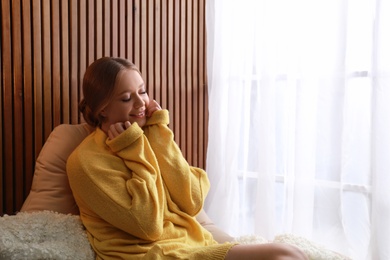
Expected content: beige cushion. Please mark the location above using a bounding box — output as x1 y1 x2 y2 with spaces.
21 124 93 215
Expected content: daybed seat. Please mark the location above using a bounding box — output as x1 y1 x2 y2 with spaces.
0 124 351 259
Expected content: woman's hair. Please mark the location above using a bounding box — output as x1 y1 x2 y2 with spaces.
79 57 140 127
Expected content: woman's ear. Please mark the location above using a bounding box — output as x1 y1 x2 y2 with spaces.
100 109 107 117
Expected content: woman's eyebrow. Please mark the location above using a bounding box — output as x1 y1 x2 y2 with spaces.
118 84 145 95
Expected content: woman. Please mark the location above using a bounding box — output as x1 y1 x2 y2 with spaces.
67 57 307 259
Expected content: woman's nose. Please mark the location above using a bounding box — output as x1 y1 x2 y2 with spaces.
134 95 145 108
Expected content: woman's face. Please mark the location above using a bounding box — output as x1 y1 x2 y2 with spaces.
101 69 150 129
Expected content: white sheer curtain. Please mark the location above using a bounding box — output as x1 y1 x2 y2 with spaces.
205 0 390 259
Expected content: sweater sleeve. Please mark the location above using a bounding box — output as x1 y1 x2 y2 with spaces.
67 124 165 241
143 110 210 216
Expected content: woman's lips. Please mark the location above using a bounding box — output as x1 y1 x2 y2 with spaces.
130 112 145 118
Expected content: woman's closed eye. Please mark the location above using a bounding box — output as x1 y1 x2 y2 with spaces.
121 90 147 102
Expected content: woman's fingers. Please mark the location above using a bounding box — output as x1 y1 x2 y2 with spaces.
108 122 130 139
124 121 131 129
147 100 162 117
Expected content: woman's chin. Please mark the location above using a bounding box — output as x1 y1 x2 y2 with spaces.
131 117 146 128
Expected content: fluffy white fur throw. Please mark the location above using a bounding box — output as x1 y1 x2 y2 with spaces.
0 211 95 260
234 234 351 260
0 211 350 260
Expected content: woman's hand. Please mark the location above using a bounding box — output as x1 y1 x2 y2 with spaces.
108 121 131 140
146 100 162 117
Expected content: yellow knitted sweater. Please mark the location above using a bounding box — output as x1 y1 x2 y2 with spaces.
67 110 234 259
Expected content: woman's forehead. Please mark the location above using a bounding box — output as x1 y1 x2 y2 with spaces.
114 69 145 92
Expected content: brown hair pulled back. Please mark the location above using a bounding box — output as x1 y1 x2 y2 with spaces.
79 57 140 127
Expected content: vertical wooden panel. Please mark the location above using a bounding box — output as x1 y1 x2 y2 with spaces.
2 0 14 214
180 0 187 158
87 0 95 65
186 0 193 163
79 0 87 106
192 0 199 165
0 3 2 215
22 0 34 198
42 0 52 139
32 0 43 156
61 0 70 123
125 0 133 60
95 0 103 58
69 0 78 124
160 0 167 110
1 0 208 215
167 0 174 129
118 0 126 57
0 18 2 216
199 0 206 166
111 0 118 57
154 0 162 107
173 0 181 143
141 0 148 84
103 0 111 56
133 0 140 66
12 0 25 211
147 0 155 101
52 0 61 126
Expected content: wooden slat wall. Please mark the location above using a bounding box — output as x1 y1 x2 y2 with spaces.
0 0 208 216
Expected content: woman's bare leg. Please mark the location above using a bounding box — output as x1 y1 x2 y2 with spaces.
225 243 308 260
